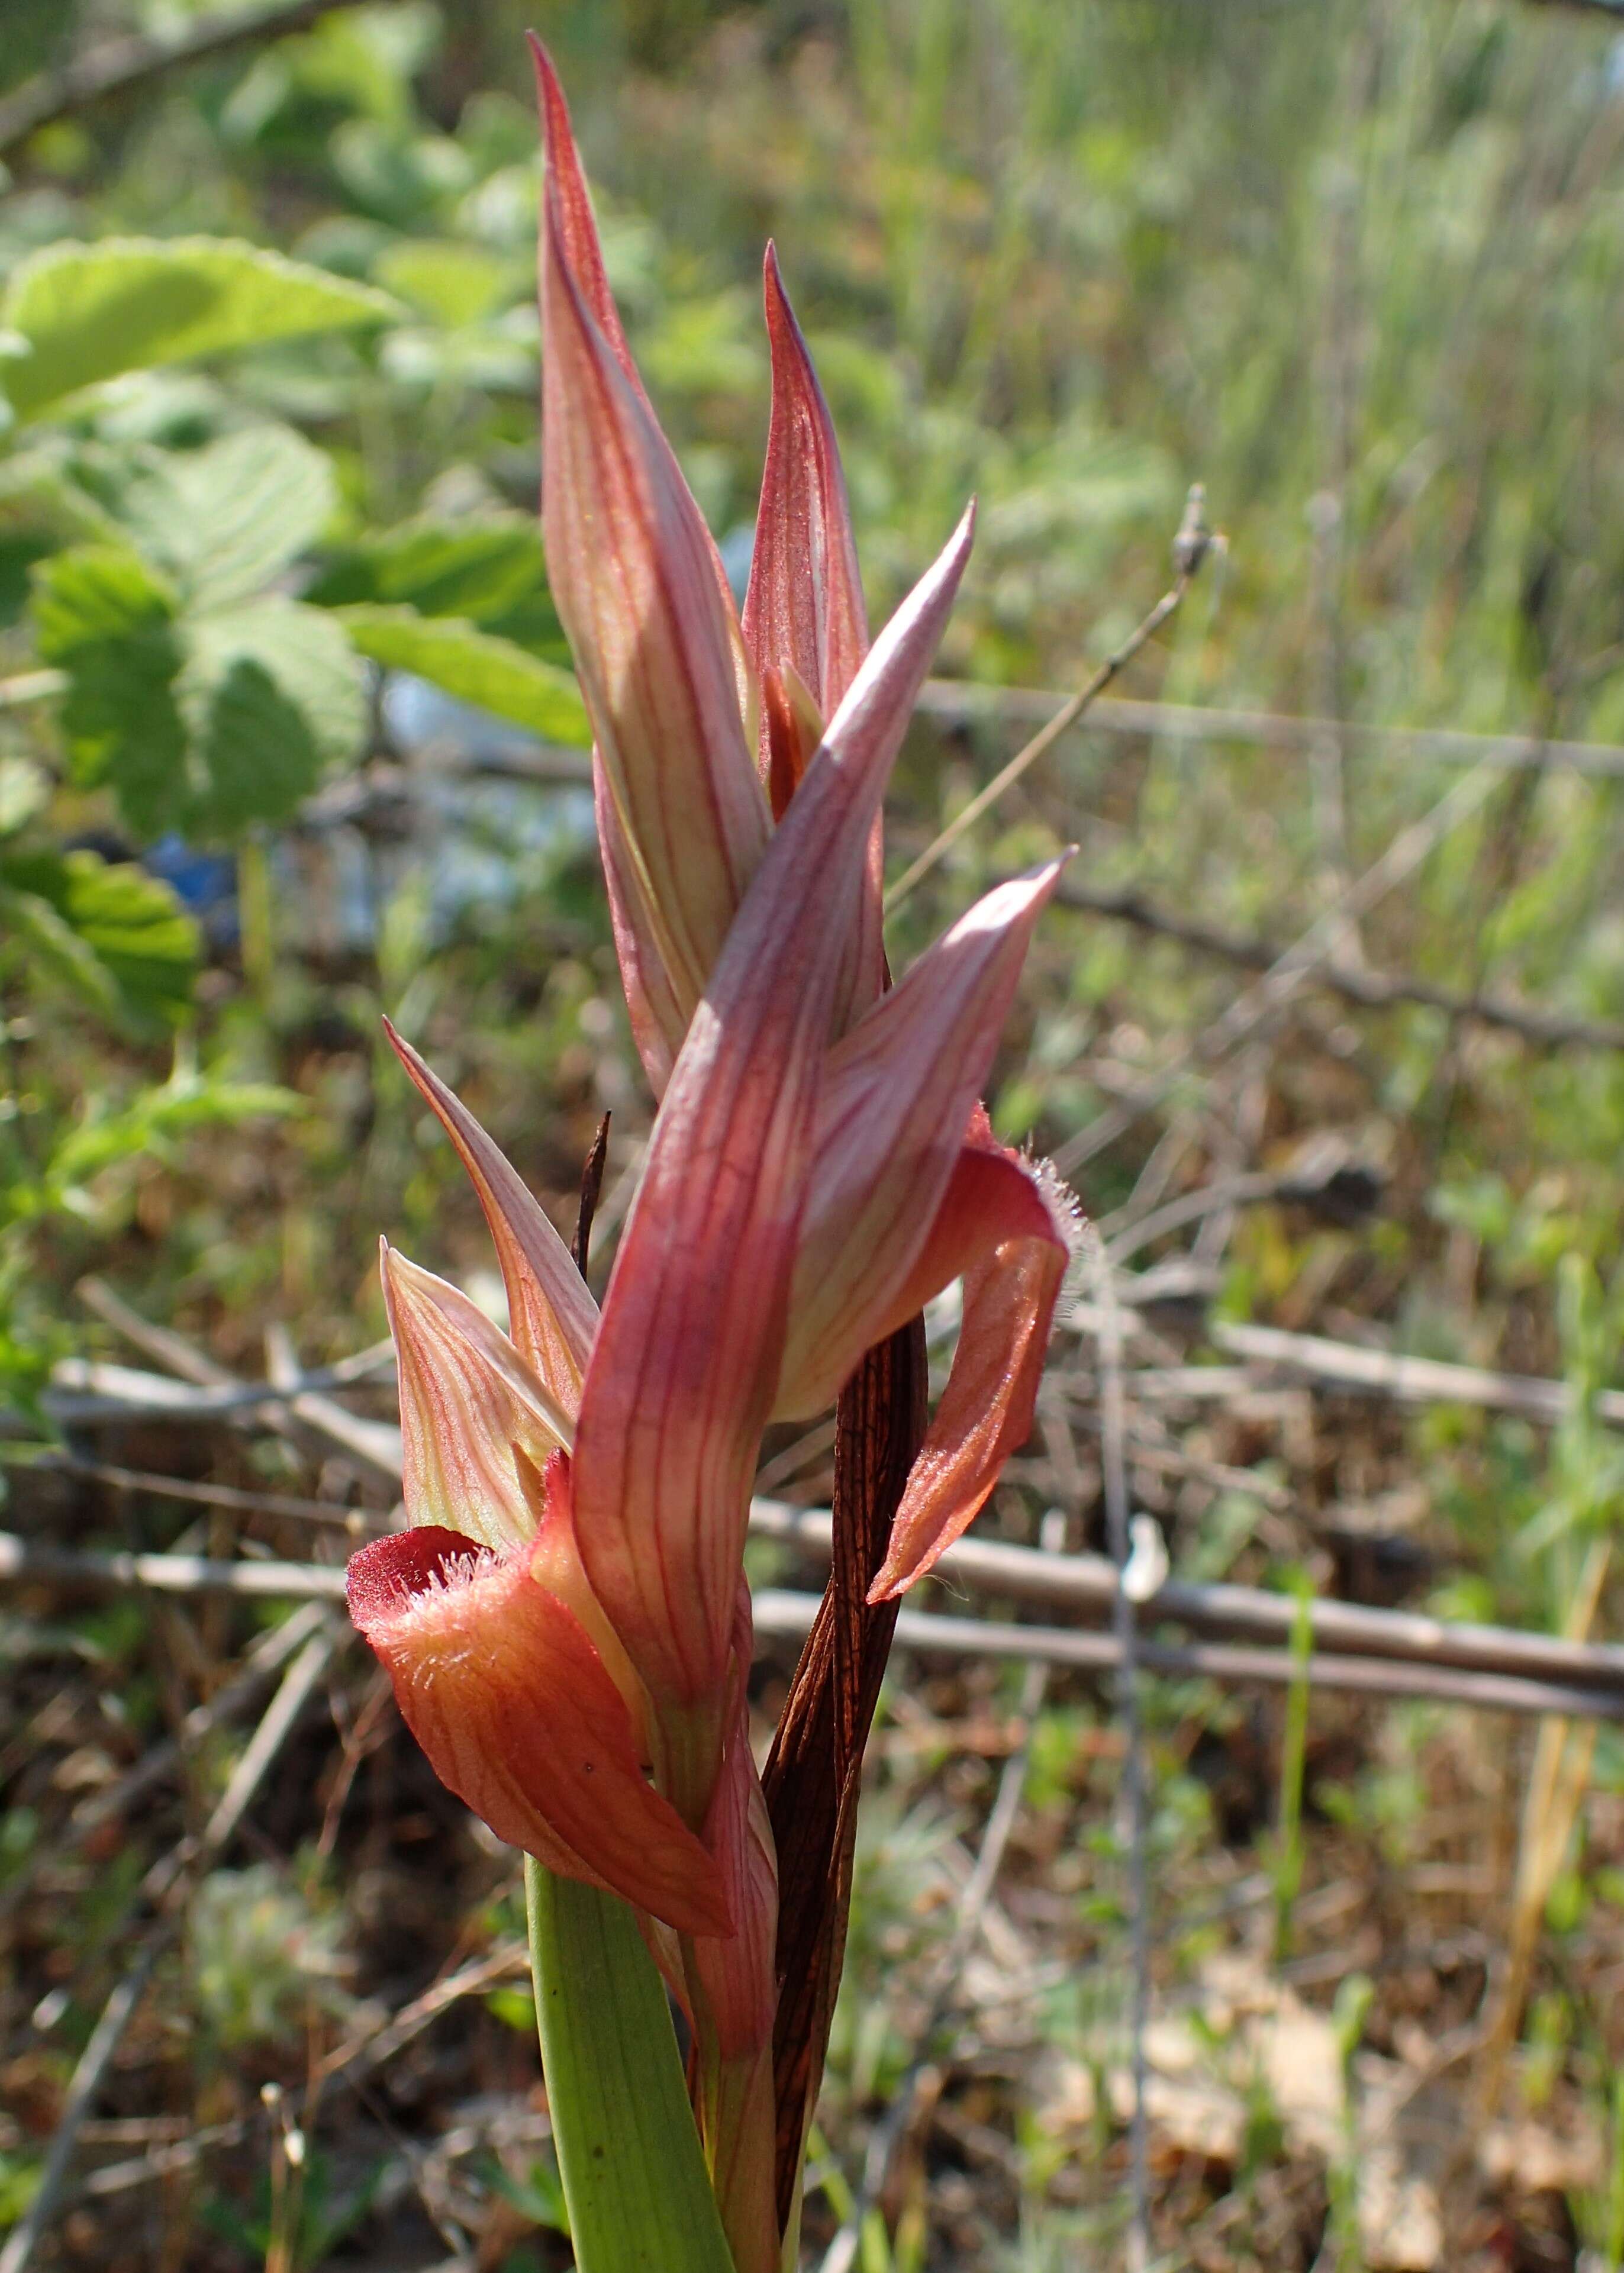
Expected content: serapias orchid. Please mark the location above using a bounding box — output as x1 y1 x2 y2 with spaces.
346 45 1078 2273
533 43 1076 1600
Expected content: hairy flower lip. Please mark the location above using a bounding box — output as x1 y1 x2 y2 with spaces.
347 1523 734 1939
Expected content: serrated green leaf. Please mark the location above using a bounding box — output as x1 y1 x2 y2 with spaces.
31 544 187 815
177 598 366 834
30 546 365 841
42 1073 299 1207
0 884 120 1019
2 238 398 421
337 604 589 744
0 850 198 1026
113 425 337 608
305 514 548 626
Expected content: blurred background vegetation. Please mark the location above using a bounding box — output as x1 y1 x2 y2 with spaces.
5 0 1624 2266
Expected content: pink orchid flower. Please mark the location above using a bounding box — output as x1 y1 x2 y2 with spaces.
346 49 1077 2268
347 513 1001 2267
533 42 1077 1600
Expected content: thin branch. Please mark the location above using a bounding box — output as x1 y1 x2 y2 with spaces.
1054 876 1624 1055
13 1479 1624 1699
264 1324 401 1484
776 1597 1624 1723
0 670 66 712
916 683 1624 782
46 1356 402 1482
318 1941 529 2085
199 1630 340 1859
8 1529 1623 1715
73 1275 392 1392
0 1616 339 2268
0 0 377 157
0 1600 336 1916
819 1647 1052 2273
8 1453 376 1531
0 1533 348 1598
1053 758 1503 1174
0 1942 164 2273
1086 1233 1151 2271
1209 1317 1624 1430
883 486 1215 914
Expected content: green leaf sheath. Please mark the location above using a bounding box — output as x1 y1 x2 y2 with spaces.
524 1862 736 2273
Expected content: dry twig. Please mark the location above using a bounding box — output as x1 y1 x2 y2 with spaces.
884 487 1216 914
0 0 378 155
1054 758 1504 1174
1054 875 1624 1055
917 682 1624 782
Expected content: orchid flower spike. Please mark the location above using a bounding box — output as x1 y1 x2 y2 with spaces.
531 41 1080 1593
346 53 1079 2270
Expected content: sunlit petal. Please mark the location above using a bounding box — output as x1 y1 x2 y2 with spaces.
745 248 881 1025
595 762 685 1095
868 1133 1077 1599
743 246 868 729
382 1242 572 1553
537 54 768 1042
573 507 977 1720
776 856 1070 1417
384 1021 595 1405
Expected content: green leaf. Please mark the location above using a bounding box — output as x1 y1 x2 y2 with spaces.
305 514 547 624
2 238 398 421
0 882 122 1020
524 1864 736 2273
38 1073 299 1218
373 239 519 327
0 850 198 1027
112 424 337 608
31 546 365 842
31 544 187 815
178 598 366 834
0 758 49 837
337 604 589 744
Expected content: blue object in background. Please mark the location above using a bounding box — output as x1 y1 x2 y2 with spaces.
143 833 240 949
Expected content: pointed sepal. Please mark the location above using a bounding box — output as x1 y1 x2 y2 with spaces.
572 507 977 1723
385 1022 595 1407
777 855 1071 1418
382 1241 573 1552
743 245 868 725
868 1127 1077 1599
537 44 768 1063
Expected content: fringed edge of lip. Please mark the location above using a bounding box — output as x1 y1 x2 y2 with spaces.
345 1527 509 1642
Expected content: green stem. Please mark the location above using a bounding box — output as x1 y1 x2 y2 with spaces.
525 1861 736 2273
